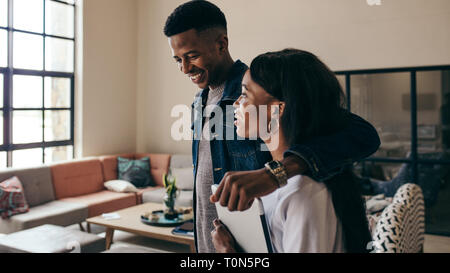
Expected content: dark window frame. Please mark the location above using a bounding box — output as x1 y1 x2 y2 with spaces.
336 65 450 183
0 0 75 167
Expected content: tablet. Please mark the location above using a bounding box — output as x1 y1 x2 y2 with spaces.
211 184 273 253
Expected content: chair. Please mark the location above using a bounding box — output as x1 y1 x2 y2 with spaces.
363 152 449 207
372 183 425 253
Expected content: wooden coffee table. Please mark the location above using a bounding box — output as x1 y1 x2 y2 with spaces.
86 203 195 252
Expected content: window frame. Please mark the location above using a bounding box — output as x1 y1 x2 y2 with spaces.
335 65 450 184
0 0 75 167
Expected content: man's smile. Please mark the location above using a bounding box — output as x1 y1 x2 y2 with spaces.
189 70 205 84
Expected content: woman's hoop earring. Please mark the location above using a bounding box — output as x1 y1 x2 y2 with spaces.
268 118 279 135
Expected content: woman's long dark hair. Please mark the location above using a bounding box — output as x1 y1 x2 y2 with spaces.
250 49 372 253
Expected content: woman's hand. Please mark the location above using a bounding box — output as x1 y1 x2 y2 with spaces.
211 219 237 253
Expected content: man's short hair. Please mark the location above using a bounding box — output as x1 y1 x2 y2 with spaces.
164 0 227 37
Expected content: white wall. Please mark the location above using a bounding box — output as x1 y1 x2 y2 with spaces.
77 0 138 157
135 0 450 155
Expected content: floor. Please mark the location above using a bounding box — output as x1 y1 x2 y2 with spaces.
424 234 450 253
68 223 450 253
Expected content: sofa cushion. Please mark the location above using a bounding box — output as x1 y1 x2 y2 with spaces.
104 180 138 193
0 166 55 207
171 167 194 191
99 154 136 182
142 187 193 207
0 177 29 219
0 201 88 234
100 153 171 188
136 153 170 187
51 159 104 199
135 186 162 204
118 157 153 188
170 154 193 169
60 190 137 218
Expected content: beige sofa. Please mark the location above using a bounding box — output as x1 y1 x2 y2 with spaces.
0 153 194 235
0 166 88 234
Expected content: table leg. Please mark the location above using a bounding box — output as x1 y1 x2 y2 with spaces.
78 222 85 232
105 228 115 250
189 242 196 253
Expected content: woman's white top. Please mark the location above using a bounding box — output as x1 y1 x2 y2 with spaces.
261 175 345 253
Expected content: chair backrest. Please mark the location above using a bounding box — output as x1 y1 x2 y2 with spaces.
392 183 425 252
373 183 425 253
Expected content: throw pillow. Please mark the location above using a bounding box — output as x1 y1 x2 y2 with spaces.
171 167 194 190
0 176 30 219
104 180 138 193
117 157 153 188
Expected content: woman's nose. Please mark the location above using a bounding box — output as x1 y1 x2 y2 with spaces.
233 97 241 109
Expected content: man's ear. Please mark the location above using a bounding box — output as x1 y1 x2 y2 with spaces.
279 102 286 117
216 33 229 54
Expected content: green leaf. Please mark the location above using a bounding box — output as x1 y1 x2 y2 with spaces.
163 173 168 188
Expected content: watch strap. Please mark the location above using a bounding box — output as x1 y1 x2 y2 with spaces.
264 160 288 188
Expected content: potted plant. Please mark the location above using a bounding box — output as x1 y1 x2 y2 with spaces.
162 170 179 220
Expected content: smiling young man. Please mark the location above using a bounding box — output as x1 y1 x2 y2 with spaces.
164 0 380 253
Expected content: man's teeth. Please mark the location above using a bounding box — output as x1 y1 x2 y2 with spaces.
190 73 201 80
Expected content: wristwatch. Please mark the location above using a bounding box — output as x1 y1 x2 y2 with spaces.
264 160 288 188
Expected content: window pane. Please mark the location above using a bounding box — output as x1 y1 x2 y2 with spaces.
44 110 70 141
13 110 43 144
44 145 72 163
13 32 43 70
0 110 3 145
422 162 450 235
44 77 70 108
354 161 406 183
351 73 411 158
13 0 43 33
0 29 6 68
12 148 43 168
0 0 7 27
13 75 43 108
0 151 6 169
0 74 3 107
416 70 449 154
336 75 346 92
45 37 73 72
45 0 74 38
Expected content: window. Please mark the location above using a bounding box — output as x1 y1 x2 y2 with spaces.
336 66 450 236
0 0 75 168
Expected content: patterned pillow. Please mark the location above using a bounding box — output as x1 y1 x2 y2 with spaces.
117 157 154 188
0 176 30 219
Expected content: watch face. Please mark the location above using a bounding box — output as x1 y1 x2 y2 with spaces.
269 161 280 169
